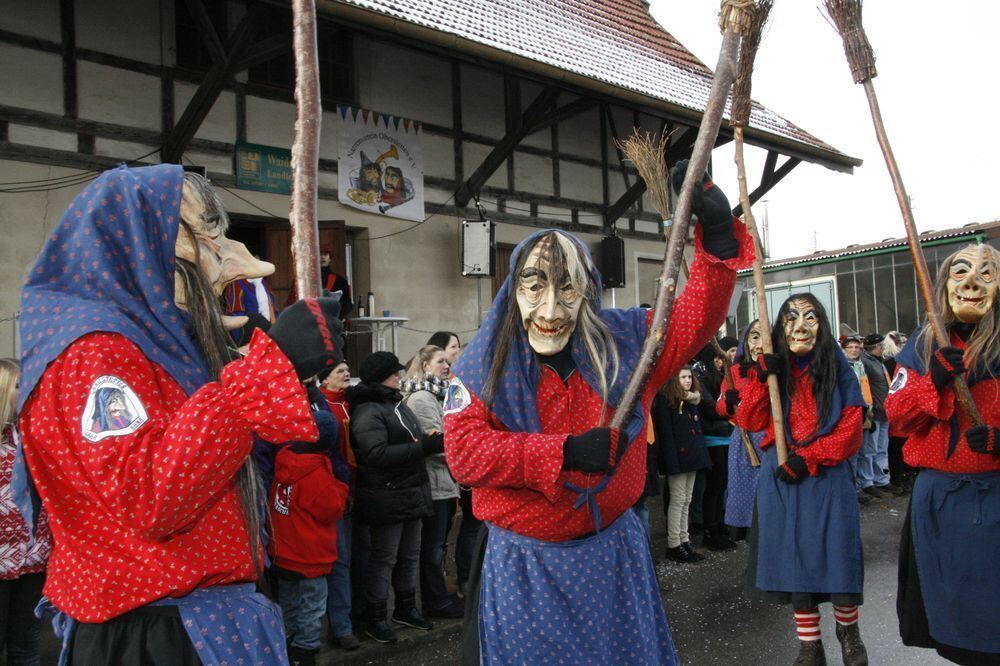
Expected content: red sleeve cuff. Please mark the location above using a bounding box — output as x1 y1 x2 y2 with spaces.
524 434 569 503
220 329 318 443
693 218 755 272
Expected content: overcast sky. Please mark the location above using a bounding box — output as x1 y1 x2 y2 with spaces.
647 1 999 260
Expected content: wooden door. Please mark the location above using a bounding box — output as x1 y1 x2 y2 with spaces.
267 221 347 308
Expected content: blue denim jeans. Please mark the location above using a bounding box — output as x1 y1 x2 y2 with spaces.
855 429 877 490
871 420 891 486
325 516 353 638
278 576 328 651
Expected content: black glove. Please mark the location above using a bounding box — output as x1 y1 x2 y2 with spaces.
268 297 345 380
670 159 737 259
724 389 740 416
756 353 783 384
929 346 966 391
562 427 619 473
422 432 445 456
774 454 809 484
737 358 754 379
965 425 1000 456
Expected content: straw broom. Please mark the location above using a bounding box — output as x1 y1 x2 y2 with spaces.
608 1 748 435
822 0 982 425
730 0 785 465
289 0 323 299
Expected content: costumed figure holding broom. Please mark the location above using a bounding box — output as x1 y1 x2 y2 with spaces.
886 243 1000 666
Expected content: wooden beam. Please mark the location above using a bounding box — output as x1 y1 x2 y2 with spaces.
455 85 559 206
183 0 226 65
733 156 801 217
604 178 646 226
161 8 263 163
599 103 609 207
60 0 76 119
526 96 597 135
451 61 463 183
232 32 293 73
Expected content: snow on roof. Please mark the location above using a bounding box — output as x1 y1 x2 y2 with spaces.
327 0 858 170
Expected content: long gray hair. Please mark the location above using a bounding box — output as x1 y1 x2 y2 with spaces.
921 243 1000 376
483 231 620 411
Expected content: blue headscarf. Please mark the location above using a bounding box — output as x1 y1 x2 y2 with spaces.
18 163 210 411
733 319 759 365
452 229 648 445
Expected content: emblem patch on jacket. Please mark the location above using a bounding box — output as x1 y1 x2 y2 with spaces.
273 484 293 516
888 367 907 395
81 375 148 442
443 378 471 415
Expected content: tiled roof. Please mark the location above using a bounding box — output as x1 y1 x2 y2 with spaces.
741 219 1000 272
326 0 859 170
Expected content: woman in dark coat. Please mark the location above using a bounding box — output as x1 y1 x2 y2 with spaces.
653 366 712 563
348 351 439 645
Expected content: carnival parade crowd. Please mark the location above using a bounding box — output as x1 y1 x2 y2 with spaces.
1 162 998 666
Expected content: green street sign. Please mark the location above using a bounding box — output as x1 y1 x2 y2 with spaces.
234 142 292 195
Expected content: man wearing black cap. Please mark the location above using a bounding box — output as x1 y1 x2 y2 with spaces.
861 334 905 496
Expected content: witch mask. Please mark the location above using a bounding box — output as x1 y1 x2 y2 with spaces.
174 174 274 326
515 234 586 356
782 297 820 356
947 245 998 324
746 321 764 362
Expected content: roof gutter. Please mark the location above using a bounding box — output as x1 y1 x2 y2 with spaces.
319 1 859 173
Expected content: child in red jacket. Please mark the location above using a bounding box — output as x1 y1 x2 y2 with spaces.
269 439 350 665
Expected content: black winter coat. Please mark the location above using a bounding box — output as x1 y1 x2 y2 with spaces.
652 393 711 476
347 382 433 525
693 365 733 439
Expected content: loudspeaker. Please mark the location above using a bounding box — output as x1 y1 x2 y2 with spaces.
462 220 495 277
600 235 626 288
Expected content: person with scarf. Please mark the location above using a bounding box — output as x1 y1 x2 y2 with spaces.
717 320 766 539
402 345 464 618
736 294 867 666
16 164 344 665
443 162 753 664
886 243 1000 666
1 358 52 665
653 366 711 563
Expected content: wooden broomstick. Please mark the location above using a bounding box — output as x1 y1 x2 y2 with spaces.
609 1 748 432
823 0 983 425
730 0 788 464
289 0 323 300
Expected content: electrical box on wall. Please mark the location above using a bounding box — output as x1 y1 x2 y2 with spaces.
462 220 496 277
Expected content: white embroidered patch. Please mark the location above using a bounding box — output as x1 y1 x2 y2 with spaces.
443 378 472 415
888 367 908 395
273 484 292 516
81 375 149 442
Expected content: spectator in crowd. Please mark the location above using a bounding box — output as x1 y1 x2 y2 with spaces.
268 411 350 666
319 362 361 650
652 367 711 563
347 352 439 644
426 331 479 598
878 331 915 490
719 321 767 540
402 346 464 618
694 339 738 551
861 334 906 496
1 358 52 666
842 335 876 505
880 331 907 374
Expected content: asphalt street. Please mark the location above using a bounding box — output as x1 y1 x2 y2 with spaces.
326 491 951 665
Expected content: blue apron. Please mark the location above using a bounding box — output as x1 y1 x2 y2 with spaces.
38 583 288 666
724 428 764 528
478 510 677 665
911 469 1000 654
755 447 863 594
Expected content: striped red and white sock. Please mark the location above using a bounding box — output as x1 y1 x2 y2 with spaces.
833 604 859 626
794 608 821 641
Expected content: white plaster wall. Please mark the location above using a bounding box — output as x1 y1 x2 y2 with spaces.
359 39 453 129
0 44 64 115
78 62 161 130
75 0 163 64
462 142 507 190
0 0 60 41
558 106 600 160
513 152 553 197
245 96 296 148
559 161 603 203
175 83 237 144
459 64 505 140
7 125 78 152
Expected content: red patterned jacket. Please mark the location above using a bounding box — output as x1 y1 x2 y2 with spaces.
19 330 316 622
444 225 753 542
1 424 51 579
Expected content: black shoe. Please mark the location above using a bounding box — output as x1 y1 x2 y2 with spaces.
680 542 705 561
862 486 887 498
287 645 317 666
835 623 868 666
391 590 433 631
857 491 873 506
426 597 464 619
703 528 737 551
365 601 398 644
666 544 703 563
332 633 361 650
793 639 827 665
879 483 907 496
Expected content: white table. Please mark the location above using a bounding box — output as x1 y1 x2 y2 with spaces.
350 316 409 355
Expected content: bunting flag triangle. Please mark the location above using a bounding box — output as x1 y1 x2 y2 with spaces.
339 104 349 120
350 107 360 122
382 114 390 128
403 118 411 132
393 116 401 130
361 109 370 124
